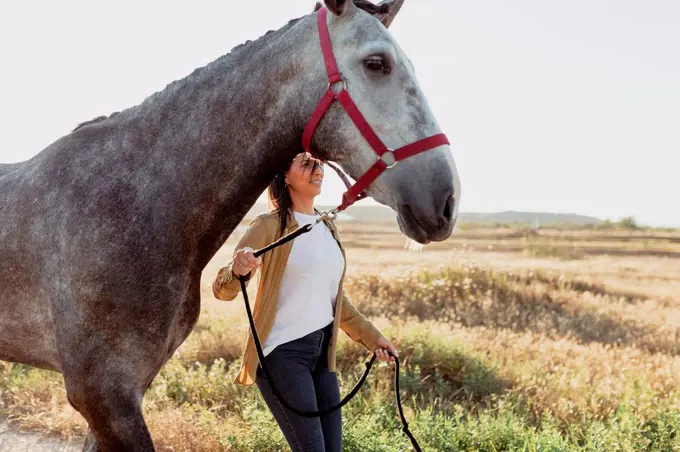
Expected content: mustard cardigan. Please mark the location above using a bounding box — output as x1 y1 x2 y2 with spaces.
212 209 384 386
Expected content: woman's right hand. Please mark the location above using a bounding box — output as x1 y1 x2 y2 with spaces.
231 247 261 277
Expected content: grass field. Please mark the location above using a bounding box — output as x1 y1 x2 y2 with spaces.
1 221 679 451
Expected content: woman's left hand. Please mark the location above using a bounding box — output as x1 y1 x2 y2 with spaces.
374 336 399 364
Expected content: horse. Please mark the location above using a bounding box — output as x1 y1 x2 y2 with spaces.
0 1 461 450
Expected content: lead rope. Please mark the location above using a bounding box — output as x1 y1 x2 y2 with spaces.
237 215 422 451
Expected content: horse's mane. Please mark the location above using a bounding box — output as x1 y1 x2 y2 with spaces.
72 1 392 133
314 1 390 14
73 113 120 132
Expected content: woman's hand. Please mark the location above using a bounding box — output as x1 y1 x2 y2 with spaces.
231 247 261 277
374 336 399 364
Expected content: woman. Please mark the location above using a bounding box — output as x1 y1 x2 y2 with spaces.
212 152 398 452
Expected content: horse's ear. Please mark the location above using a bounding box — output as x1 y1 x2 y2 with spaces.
323 0 349 16
314 2 323 11
376 0 405 28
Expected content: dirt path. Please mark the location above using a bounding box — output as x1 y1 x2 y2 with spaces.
0 420 81 452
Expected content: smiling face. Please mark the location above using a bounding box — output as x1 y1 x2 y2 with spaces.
284 152 325 200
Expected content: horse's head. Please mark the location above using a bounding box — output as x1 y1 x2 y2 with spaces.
301 0 460 244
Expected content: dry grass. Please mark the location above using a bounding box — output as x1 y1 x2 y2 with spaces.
347 264 680 356
0 363 86 439
1 223 679 450
145 408 230 452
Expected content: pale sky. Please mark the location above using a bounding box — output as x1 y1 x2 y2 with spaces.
1 1 678 226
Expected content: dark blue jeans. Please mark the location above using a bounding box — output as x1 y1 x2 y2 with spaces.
256 322 341 452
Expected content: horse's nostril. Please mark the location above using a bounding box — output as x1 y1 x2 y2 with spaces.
438 194 455 228
443 195 454 221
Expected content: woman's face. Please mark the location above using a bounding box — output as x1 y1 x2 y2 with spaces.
285 152 324 198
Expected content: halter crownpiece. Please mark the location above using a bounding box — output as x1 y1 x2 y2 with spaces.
302 6 450 213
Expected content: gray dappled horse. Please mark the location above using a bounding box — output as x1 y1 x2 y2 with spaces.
0 1 460 450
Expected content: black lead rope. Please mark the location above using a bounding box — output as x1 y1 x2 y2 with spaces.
237 221 422 451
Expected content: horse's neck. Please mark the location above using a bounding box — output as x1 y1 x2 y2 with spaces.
106 18 313 270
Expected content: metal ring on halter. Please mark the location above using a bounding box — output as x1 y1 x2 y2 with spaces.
380 149 398 169
316 208 339 223
328 77 347 95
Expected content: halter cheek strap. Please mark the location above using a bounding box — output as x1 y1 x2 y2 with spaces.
302 7 450 213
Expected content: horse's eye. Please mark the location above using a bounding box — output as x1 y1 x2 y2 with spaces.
364 56 390 74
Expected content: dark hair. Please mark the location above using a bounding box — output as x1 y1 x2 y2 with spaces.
268 154 324 236
268 160 295 237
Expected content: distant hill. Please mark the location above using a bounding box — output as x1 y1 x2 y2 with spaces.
459 211 601 226
244 203 601 226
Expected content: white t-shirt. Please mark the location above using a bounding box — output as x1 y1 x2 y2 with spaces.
262 211 345 356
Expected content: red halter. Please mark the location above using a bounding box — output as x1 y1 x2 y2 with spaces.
302 7 450 213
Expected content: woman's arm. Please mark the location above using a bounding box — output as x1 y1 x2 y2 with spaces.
212 216 269 301
340 294 399 362
338 293 384 351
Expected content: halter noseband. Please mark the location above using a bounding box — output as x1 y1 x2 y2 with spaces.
302 7 450 214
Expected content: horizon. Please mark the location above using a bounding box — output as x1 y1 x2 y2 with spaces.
250 198 619 224
1 1 678 227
